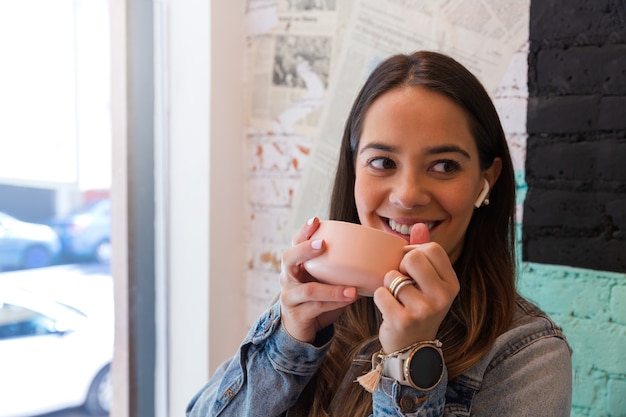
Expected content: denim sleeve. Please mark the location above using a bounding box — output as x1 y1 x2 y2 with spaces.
469 335 572 416
186 302 333 417
371 368 448 417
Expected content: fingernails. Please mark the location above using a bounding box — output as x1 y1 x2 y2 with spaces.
311 239 323 250
307 216 317 226
343 287 357 299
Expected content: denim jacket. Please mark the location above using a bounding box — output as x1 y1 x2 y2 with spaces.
186 296 572 417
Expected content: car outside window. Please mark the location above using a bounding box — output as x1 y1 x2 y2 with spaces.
0 303 57 339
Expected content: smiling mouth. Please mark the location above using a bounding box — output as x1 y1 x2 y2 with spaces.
388 219 438 236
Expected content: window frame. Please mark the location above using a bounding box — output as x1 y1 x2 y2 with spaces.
110 1 246 415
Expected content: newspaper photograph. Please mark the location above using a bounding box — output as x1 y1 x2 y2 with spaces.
246 2 342 136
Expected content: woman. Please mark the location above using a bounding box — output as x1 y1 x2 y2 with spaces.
187 51 572 416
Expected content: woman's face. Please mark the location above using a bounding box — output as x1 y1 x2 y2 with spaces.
354 86 500 263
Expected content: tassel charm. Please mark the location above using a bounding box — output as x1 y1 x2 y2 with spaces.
356 361 383 393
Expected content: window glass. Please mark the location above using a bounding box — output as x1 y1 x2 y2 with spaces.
0 1 113 416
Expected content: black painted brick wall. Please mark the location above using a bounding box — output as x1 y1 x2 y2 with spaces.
524 0 626 272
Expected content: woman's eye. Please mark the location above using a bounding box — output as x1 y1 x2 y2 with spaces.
431 160 460 173
368 157 396 170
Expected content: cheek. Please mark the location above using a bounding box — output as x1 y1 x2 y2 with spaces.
353 176 368 213
354 172 380 214
444 193 473 213
439 187 477 225
435 190 476 259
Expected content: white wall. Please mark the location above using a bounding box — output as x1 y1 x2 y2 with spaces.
163 1 247 415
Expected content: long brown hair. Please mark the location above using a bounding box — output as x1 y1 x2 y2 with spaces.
290 51 517 416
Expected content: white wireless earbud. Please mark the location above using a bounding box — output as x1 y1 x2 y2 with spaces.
474 178 490 208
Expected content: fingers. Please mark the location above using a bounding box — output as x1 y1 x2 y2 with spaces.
281 282 356 313
400 242 460 296
377 271 423 316
280 217 324 284
280 238 324 285
280 280 357 343
291 216 320 246
373 242 460 353
409 222 431 245
279 216 358 343
374 272 446 352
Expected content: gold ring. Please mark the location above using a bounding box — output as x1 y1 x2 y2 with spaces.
392 279 414 299
388 275 412 295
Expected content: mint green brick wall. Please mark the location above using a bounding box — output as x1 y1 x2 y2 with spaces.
518 263 626 417
516 176 626 416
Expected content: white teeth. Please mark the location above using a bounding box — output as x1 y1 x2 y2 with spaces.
389 219 434 235
389 219 413 235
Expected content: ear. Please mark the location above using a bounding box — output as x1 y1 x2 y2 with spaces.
474 157 502 208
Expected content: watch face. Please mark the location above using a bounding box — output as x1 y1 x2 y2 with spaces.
407 345 444 390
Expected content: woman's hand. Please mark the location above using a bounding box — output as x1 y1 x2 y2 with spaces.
279 217 358 344
373 223 460 354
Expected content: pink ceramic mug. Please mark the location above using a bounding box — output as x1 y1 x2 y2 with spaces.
303 220 414 296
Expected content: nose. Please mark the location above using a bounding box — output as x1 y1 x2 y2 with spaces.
388 176 431 209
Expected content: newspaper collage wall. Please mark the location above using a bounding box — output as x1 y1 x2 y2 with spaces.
245 0 530 323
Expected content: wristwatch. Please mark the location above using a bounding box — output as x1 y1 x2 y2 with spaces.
381 342 444 391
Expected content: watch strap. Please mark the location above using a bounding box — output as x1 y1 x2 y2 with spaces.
382 353 407 384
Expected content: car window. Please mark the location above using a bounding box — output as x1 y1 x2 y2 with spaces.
0 302 57 339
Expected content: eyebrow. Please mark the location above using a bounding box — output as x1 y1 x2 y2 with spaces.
359 142 472 159
427 145 471 159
